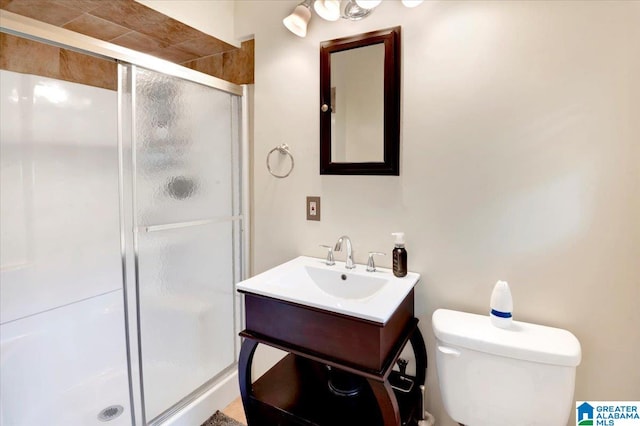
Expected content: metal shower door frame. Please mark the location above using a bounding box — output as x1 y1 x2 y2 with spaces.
1 10 250 426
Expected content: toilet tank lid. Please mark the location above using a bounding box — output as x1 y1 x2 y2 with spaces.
432 309 581 367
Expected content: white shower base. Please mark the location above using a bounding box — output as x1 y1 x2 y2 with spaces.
0 291 131 426
0 287 240 426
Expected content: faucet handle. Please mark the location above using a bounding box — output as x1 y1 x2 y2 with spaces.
367 252 386 272
319 245 335 266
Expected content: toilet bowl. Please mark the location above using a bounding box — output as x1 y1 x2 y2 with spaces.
432 309 581 426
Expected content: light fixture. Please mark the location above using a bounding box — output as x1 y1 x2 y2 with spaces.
283 0 424 37
314 0 341 21
401 0 424 7
342 0 374 21
283 0 312 38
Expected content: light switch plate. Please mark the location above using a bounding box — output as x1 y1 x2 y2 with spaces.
306 196 320 221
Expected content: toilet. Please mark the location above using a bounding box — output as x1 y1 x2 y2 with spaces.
432 309 581 426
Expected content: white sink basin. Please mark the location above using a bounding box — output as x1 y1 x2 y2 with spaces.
305 266 387 299
236 256 420 323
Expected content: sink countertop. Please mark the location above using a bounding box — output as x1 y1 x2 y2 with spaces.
236 256 420 324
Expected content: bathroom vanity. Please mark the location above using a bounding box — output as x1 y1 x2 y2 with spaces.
236 257 426 425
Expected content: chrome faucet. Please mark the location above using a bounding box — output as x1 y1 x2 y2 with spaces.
334 235 355 269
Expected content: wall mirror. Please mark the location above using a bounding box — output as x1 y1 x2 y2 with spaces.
320 26 401 175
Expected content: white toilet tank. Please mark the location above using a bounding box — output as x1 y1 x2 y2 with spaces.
432 309 581 426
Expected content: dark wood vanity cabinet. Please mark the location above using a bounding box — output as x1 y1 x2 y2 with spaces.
238 289 427 426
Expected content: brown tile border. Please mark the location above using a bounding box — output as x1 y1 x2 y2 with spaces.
59 48 117 90
0 32 117 90
2 0 83 26
184 39 255 86
62 13 130 41
1 32 59 78
110 30 168 52
1 0 254 84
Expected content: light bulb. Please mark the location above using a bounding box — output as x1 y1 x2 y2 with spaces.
401 0 424 7
355 0 382 9
314 0 341 21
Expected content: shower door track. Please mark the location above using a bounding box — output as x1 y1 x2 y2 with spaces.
149 364 238 426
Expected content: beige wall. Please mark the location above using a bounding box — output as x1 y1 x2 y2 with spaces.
237 1 640 424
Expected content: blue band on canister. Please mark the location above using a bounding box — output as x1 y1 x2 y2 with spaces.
490 309 512 318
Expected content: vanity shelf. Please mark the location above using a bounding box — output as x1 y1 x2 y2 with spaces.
238 302 427 426
248 354 421 426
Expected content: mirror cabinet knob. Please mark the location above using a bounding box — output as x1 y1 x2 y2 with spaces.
321 104 329 113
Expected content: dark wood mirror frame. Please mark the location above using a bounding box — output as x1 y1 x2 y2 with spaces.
320 26 401 175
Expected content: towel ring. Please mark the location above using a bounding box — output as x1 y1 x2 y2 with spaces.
267 144 294 178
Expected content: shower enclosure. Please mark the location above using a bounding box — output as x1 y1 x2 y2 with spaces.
0 14 246 426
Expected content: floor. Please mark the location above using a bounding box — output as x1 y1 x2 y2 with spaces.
222 397 247 424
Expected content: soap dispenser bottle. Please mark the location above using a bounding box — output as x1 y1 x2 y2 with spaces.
391 232 407 277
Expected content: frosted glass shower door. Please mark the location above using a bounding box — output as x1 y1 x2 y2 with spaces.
126 66 240 422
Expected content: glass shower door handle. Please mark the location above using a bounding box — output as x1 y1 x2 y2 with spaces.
143 216 242 233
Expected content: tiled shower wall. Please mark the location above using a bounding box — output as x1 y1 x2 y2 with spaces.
183 39 254 86
1 0 254 85
0 32 117 90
